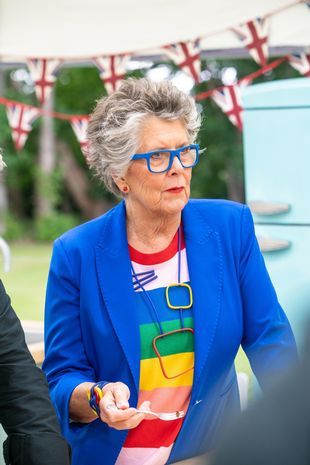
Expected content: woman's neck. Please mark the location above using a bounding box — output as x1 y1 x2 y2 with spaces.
125 201 181 253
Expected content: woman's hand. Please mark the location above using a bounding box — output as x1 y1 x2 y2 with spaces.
69 381 148 429
99 382 147 430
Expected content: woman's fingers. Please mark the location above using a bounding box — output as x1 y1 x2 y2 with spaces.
99 382 144 428
100 391 134 421
109 412 145 430
100 389 117 412
111 382 130 409
101 401 145 429
101 383 129 411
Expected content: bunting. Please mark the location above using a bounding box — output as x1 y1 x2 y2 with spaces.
5 102 40 151
0 52 307 152
211 85 244 131
288 53 310 77
232 18 269 67
163 40 201 82
93 55 131 94
5 0 305 106
27 58 62 104
70 116 89 152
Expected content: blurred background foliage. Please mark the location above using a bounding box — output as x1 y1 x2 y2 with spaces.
0 57 299 242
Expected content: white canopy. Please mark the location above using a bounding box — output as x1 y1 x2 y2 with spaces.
0 0 309 62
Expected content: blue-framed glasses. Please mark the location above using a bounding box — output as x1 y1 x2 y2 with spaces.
131 144 204 173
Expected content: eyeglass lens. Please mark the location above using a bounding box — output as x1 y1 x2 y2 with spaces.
149 147 197 172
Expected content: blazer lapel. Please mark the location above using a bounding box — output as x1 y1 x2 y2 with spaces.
182 202 223 395
95 201 140 394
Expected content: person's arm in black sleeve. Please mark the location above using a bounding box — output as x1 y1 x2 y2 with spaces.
0 280 70 465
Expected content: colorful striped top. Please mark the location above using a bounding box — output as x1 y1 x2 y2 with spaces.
115 229 194 465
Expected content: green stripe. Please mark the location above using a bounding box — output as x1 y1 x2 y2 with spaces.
140 317 194 360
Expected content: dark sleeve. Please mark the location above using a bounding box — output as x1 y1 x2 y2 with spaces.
0 280 70 465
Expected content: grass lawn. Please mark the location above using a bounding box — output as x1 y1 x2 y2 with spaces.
1 242 53 321
1 242 253 386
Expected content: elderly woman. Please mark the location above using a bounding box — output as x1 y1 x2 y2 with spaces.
43 78 297 465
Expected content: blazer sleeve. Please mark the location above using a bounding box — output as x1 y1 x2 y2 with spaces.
239 205 298 389
43 238 96 436
0 280 70 465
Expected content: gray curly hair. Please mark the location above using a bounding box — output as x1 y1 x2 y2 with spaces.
86 78 201 196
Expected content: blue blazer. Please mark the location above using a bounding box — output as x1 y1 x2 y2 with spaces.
43 199 297 465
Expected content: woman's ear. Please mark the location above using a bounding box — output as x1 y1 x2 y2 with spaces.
112 175 130 195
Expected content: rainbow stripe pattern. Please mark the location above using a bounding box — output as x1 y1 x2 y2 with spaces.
116 230 194 465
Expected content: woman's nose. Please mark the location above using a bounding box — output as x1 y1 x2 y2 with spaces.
168 154 183 174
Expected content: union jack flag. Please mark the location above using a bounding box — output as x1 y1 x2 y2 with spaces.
288 53 310 77
163 40 201 83
212 85 244 131
232 18 269 66
6 102 40 151
27 58 62 105
93 55 130 95
70 116 89 153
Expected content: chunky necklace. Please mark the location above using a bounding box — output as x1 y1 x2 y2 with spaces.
131 227 194 379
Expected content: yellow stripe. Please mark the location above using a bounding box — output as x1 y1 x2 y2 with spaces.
140 352 194 390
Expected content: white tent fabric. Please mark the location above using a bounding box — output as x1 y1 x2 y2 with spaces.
0 0 309 62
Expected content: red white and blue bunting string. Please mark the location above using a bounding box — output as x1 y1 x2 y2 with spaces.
1 53 309 152
5 0 308 107
232 18 270 67
93 54 132 94
27 58 62 105
162 40 201 83
4 0 308 96
5 102 40 150
1 0 308 149
195 56 286 129
0 95 88 152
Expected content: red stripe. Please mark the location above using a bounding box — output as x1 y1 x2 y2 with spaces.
179 43 200 83
138 386 191 413
104 56 123 91
124 417 183 448
14 106 27 150
225 86 243 131
35 59 54 104
128 226 185 265
246 21 267 67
